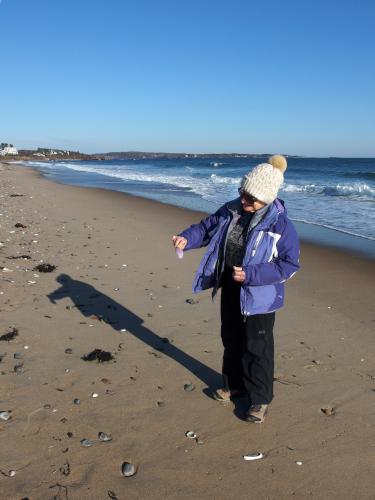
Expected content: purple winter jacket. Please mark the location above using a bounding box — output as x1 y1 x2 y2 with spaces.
179 197 300 316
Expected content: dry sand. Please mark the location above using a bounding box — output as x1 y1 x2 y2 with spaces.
0 162 374 500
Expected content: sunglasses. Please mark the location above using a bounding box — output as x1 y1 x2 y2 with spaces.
238 188 259 205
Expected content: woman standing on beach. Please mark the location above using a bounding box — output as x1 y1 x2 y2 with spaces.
172 155 300 423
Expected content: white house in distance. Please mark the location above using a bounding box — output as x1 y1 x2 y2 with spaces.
0 143 18 156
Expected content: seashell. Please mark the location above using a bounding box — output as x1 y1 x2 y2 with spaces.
321 406 335 416
80 439 93 447
121 461 136 477
175 248 183 259
8 470 16 477
98 431 112 442
185 431 197 439
14 362 23 373
183 383 195 392
243 452 263 461
0 411 11 421
92 393 99 398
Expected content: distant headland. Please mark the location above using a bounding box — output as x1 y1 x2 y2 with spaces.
1 145 301 162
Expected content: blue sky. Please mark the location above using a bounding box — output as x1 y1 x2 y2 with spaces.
0 0 374 156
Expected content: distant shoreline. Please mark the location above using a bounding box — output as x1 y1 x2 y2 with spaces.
5 151 369 162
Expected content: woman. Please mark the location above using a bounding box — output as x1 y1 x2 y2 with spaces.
172 155 300 423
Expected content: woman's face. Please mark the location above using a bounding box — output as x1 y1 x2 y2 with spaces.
239 190 267 212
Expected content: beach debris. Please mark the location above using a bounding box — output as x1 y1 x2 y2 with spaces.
14 223 27 228
183 383 195 392
73 398 81 405
44 404 51 410
185 431 197 439
243 452 264 461
81 349 114 362
14 352 22 359
312 359 322 365
64 348 73 354
98 432 112 442
67 432 73 438
33 263 57 273
0 353 6 362
0 327 18 342
185 430 204 444
0 411 11 421
89 314 103 322
161 337 170 344
59 462 70 476
108 491 118 500
157 401 165 407
0 267 13 272
80 438 93 447
186 298 199 305
14 362 24 373
10 193 24 197
7 255 31 260
321 405 335 416
0 469 17 477
121 461 136 477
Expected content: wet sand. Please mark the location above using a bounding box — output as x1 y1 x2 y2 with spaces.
1 162 374 500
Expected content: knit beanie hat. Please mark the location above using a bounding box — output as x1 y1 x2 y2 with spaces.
240 155 287 204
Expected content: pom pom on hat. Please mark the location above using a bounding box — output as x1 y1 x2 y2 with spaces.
268 154 287 173
240 155 287 204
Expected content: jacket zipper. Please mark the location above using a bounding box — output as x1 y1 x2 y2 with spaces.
251 231 264 257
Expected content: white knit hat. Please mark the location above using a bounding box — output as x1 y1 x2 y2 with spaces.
240 155 287 204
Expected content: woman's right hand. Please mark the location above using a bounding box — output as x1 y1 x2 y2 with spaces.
172 235 188 250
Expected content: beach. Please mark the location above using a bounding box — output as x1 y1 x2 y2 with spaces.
1 161 374 499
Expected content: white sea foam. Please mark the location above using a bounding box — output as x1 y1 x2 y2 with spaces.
282 182 375 199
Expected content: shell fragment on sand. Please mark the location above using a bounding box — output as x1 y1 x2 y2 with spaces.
121 461 136 477
243 452 263 461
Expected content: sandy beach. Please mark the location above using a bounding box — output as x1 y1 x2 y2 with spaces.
0 162 374 500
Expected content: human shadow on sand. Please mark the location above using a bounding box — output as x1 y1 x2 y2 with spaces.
48 274 221 390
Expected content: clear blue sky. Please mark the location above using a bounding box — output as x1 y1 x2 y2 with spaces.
1 0 374 156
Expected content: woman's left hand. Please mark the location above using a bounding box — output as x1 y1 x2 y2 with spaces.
232 266 246 283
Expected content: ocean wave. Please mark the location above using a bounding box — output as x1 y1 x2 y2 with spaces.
209 161 227 167
210 174 241 185
282 182 375 199
343 171 375 181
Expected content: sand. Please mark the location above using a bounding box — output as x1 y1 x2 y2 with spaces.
0 162 374 500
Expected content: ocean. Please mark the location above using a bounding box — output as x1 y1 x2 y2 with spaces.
19 156 375 258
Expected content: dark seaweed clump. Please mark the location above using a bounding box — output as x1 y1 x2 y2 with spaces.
33 264 57 273
81 349 114 362
0 327 19 342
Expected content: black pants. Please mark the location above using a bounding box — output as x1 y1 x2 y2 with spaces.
220 267 275 404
